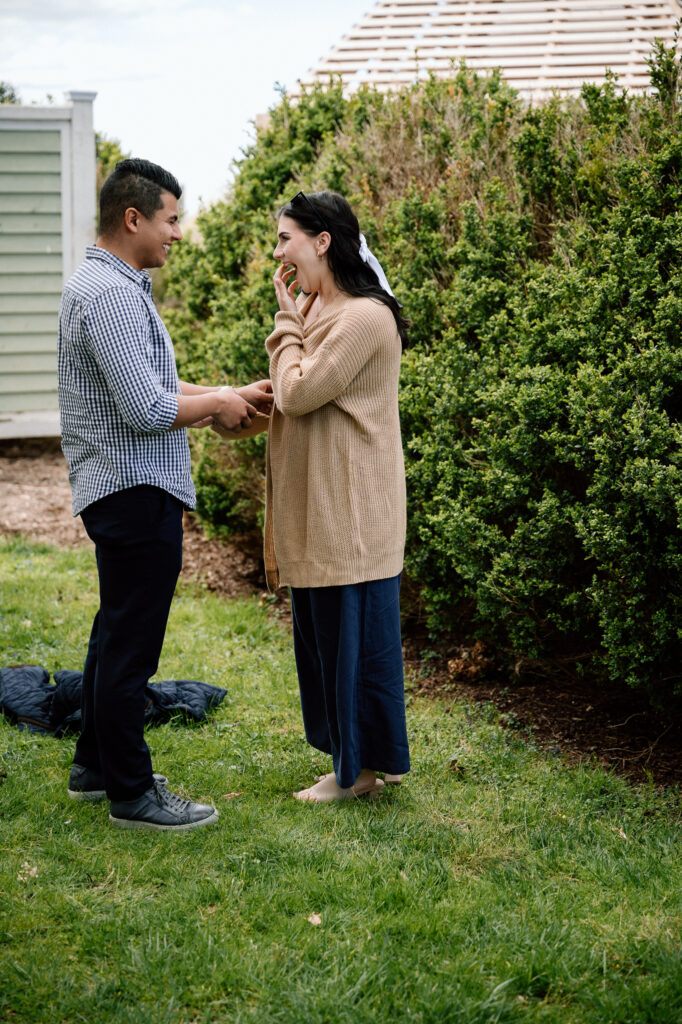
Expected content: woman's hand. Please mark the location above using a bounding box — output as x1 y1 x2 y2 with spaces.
273 264 298 312
211 412 270 441
236 379 273 414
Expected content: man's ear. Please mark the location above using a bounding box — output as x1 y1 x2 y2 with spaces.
123 207 141 234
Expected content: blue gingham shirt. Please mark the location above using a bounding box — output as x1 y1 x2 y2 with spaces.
58 246 196 516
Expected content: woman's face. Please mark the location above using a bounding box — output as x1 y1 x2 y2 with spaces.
273 215 329 294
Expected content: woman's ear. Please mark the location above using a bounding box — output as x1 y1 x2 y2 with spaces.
316 231 331 257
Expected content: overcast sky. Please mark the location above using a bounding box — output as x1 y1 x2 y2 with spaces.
0 0 373 216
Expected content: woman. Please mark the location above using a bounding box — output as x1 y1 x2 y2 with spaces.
265 189 411 802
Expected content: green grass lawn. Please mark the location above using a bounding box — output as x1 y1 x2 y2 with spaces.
1 535 680 1024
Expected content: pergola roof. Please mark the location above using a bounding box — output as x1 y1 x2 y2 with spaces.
298 0 682 97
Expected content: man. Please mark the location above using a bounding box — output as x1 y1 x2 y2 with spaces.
58 158 271 830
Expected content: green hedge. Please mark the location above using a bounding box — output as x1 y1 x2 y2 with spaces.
163 44 682 702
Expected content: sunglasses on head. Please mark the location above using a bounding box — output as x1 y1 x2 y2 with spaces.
290 191 331 234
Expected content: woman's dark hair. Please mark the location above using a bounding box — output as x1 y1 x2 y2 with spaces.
278 190 409 348
99 158 181 236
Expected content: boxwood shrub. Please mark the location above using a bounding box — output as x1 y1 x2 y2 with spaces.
163 43 682 703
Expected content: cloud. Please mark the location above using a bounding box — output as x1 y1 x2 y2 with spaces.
1 0 373 213
1 0 142 21
0 0 236 21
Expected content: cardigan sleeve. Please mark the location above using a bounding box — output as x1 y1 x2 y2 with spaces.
265 301 394 417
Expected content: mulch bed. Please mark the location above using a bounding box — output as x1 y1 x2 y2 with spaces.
403 634 682 788
2 438 680 788
0 437 264 600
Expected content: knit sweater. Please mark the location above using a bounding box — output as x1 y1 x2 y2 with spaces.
264 291 406 590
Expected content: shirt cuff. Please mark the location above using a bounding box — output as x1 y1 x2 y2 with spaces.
149 391 179 432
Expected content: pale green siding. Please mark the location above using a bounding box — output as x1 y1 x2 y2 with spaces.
0 129 62 413
0 293 60 313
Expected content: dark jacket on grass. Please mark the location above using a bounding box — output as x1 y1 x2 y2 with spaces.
0 665 226 737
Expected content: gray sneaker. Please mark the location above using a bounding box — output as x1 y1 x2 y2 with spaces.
68 765 168 803
67 764 106 802
109 778 218 831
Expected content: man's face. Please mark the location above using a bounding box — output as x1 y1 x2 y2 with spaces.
133 190 182 269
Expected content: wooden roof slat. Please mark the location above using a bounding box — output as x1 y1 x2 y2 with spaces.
297 0 682 96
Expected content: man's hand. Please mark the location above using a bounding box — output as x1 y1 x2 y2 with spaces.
236 379 273 415
172 379 269 431
214 387 257 432
211 411 270 441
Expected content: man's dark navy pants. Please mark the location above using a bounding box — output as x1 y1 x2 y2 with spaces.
74 485 183 801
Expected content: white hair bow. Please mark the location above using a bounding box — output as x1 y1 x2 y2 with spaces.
359 233 395 299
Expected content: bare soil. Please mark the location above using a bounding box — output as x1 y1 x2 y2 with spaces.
2 438 680 787
403 635 682 789
0 438 264 599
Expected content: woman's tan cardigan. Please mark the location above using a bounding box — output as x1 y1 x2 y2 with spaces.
264 291 406 590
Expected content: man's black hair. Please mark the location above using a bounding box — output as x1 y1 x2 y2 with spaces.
99 158 181 236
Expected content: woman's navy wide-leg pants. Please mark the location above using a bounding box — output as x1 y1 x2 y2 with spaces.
290 574 410 789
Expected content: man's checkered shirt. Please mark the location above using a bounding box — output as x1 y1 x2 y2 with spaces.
58 246 196 516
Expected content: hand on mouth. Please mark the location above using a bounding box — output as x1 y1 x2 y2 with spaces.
273 262 300 311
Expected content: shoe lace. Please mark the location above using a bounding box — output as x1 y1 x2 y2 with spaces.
152 779 191 813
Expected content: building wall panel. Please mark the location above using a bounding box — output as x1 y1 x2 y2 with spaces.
0 127 62 414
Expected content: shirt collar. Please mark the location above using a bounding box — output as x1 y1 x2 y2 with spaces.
85 245 152 293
